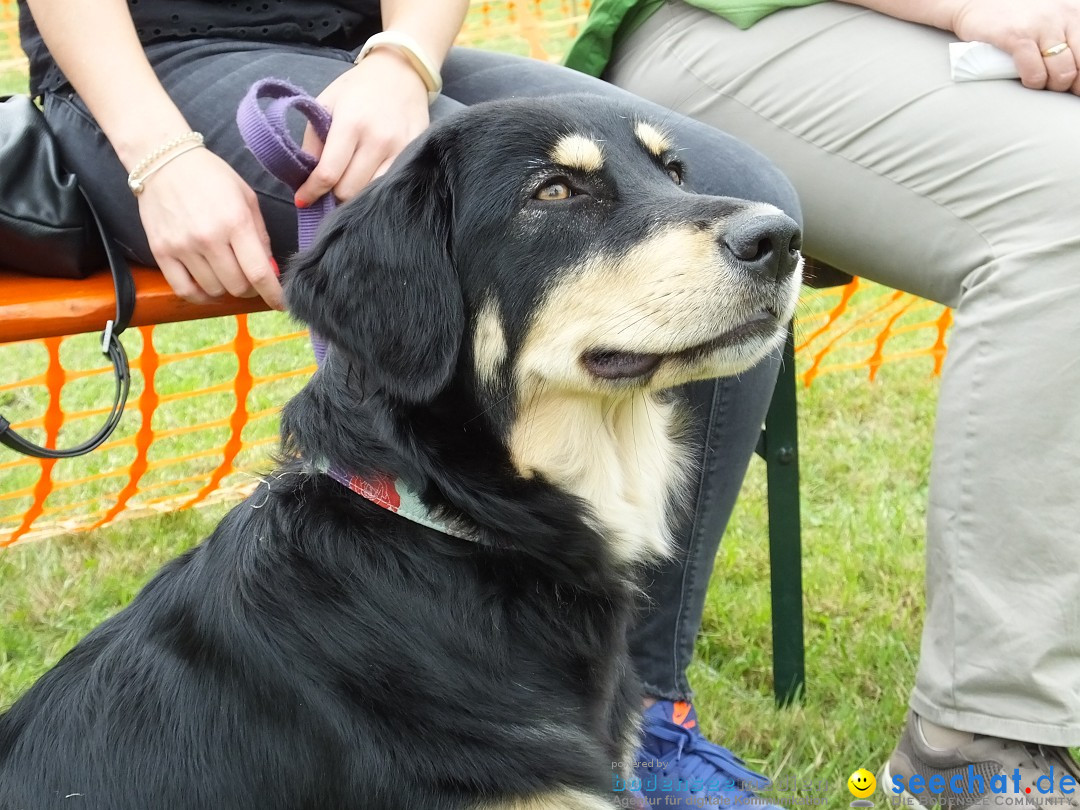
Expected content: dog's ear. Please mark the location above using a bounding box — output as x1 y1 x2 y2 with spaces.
285 135 462 402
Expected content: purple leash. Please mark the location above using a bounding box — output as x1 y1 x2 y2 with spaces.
237 77 336 364
235 78 482 545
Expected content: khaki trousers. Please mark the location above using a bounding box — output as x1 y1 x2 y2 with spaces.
608 0 1080 745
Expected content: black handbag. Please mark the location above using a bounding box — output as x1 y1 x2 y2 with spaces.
0 94 136 459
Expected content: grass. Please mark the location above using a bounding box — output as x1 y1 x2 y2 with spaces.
0 299 943 804
0 68 25 95
690 357 933 801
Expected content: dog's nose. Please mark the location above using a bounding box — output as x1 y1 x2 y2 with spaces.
720 212 801 282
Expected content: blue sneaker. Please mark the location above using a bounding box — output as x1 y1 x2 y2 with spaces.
633 700 779 808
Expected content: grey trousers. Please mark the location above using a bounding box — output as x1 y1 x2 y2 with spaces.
608 0 1080 745
42 40 800 703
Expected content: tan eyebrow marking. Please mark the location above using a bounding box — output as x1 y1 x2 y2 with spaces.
635 122 672 157
549 134 605 172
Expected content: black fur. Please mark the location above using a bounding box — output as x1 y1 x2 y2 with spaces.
0 96 792 810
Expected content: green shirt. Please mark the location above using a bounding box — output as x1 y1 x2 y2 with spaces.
563 0 827 77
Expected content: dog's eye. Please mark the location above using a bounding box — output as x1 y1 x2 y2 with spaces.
535 181 573 201
666 164 684 185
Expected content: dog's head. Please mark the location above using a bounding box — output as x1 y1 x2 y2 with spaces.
287 95 801 403
285 96 802 563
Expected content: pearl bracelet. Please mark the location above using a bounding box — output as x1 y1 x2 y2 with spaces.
127 131 205 195
355 31 443 104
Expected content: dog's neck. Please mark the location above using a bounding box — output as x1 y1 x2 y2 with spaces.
507 387 691 566
282 361 691 574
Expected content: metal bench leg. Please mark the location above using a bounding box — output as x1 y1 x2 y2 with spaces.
763 326 805 705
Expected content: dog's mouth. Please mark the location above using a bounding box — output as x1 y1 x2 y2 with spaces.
582 309 781 381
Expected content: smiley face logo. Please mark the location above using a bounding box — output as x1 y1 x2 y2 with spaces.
848 768 877 799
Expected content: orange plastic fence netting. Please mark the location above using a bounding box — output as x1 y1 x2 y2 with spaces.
1 315 317 546
0 0 953 547
796 279 952 388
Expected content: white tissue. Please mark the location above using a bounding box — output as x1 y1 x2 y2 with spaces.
949 41 1020 82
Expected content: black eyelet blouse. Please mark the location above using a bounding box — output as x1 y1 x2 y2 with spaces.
18 0 382 96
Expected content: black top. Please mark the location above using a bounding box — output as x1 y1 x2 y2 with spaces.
18 0 382 95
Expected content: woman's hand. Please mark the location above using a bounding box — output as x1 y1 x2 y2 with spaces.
949 0 1080 94
294 48 431 206
136 147 283 309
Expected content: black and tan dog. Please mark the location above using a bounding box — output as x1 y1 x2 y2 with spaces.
0 96 801 810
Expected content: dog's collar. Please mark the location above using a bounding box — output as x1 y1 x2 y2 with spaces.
312 458 482 545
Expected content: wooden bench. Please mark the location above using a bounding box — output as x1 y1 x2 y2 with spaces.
0 266 269 344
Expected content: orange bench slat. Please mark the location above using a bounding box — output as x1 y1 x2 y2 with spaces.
0 266 272 343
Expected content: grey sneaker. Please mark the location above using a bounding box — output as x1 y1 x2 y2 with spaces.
881 712 1080 810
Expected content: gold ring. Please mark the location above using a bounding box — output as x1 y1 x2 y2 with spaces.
1041 42 1069 57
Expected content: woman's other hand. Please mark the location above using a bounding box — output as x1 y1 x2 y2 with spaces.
951 0 1080 94
136 146 283 309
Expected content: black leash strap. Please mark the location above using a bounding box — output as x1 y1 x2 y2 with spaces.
0 196 135 459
